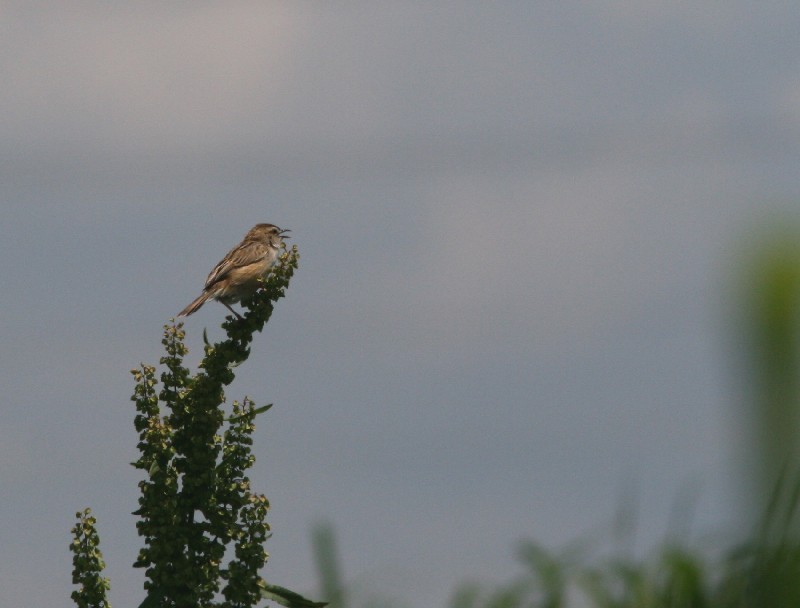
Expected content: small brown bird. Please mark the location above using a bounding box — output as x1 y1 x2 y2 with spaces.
178 223 290 318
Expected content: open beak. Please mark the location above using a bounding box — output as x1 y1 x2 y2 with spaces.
279 228 291 239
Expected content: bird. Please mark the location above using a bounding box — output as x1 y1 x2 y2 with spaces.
178 223 290 318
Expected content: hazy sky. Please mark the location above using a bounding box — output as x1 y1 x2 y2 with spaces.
3 3 800 606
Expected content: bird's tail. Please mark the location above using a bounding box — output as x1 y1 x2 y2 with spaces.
178 292 211 317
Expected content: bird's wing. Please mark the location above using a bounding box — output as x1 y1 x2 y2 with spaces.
204 240 269 289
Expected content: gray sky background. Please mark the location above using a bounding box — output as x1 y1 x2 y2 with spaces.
3 3 800 606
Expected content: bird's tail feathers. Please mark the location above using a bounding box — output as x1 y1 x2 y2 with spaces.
178 292 211 317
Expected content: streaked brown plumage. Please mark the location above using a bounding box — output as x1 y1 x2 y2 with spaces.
178 223 289 318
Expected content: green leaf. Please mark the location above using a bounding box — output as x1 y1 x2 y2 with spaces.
258 582 328 607
252 403 273 415
225 403 273 422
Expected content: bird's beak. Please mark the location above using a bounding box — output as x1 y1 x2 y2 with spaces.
279 228 291 239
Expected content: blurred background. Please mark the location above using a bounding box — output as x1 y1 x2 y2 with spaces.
3 3 800 606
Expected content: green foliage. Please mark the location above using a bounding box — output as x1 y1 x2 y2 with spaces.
71 246 325 608
312 523 347 608
310 520 409 608
70 508 111 608
737 224 800 506
443 525 800 608
438 473 800 608
437 222 800 608
258 583 330 607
